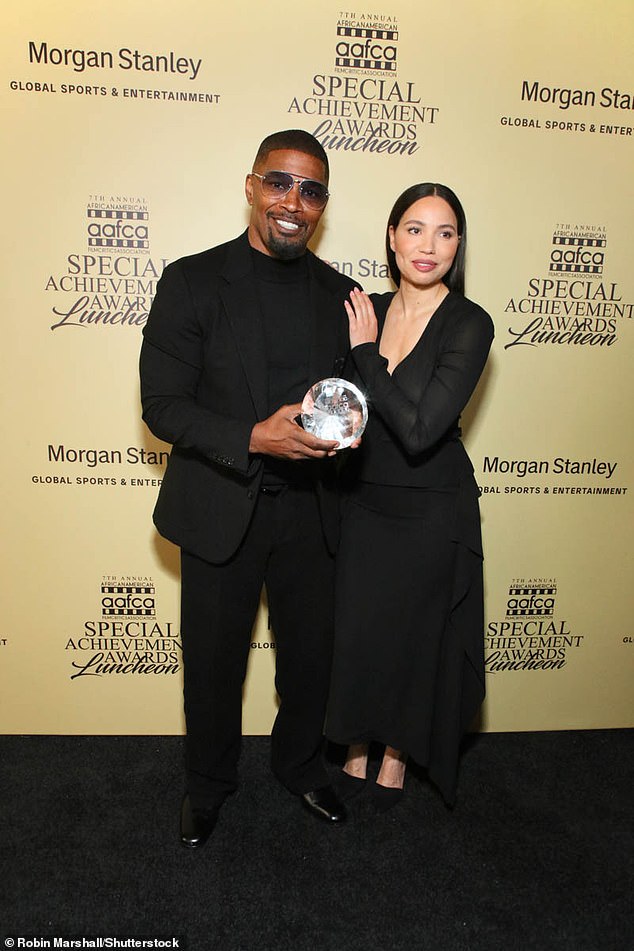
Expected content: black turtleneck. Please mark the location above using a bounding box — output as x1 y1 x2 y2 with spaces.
251 247 312 485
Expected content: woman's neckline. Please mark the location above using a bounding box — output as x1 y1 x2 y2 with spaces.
379 290 453 375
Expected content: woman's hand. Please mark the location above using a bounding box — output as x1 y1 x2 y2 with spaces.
345 288 378 348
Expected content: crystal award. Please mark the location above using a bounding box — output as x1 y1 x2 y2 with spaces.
301 378 368 449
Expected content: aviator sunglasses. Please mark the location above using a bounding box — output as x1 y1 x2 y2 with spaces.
251 170 330 210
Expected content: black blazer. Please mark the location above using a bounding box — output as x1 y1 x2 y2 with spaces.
140 231 357 564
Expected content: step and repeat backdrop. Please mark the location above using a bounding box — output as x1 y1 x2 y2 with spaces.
1 0 632 735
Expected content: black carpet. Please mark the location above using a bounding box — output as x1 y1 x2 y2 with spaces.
2 731 632 950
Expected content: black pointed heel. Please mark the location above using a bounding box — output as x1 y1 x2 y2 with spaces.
372 783 404 813
338 771 367 800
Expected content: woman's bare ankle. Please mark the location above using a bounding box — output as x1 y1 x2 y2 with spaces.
343 743 369 780
376 746 407 789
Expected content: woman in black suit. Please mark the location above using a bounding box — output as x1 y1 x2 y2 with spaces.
327 183 494 809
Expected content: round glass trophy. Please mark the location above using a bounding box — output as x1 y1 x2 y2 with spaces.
301 378 368 449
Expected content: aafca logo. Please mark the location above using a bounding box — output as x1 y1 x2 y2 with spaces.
101 576 155 617
44 195 166 332
549 224 606 277
86 196 149 253
506 583 556 617
65 575 180 679
503 219 632 350
335 16 398 74
485 577 584 672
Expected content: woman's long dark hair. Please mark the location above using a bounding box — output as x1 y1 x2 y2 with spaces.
385 183 467 295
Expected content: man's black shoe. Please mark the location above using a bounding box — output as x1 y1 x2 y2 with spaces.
301 786 347 823
180 794 220 849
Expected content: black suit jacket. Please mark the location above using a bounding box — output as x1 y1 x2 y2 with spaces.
140 231 357 564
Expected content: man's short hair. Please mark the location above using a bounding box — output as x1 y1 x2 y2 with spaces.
253 130 329 183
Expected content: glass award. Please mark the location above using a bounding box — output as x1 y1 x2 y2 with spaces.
301 378 368 449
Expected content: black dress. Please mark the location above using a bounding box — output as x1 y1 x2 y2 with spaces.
327 291 494 804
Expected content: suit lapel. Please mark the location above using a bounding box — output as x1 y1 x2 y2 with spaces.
219 234 268 420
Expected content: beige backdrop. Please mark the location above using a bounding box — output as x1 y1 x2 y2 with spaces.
1 0 632 735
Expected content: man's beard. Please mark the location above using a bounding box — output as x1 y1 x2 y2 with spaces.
265 220 308 260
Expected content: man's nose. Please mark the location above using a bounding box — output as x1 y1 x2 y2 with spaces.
279 181 302 211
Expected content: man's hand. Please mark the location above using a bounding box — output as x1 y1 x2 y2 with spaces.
249 403 339 459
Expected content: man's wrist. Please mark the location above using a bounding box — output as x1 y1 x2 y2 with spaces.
249 421 263 455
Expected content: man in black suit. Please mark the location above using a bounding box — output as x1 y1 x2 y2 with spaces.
140 129 357 847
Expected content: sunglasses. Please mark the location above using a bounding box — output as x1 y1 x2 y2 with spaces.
251 171 329 210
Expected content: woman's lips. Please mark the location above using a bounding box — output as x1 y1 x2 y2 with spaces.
412 259 436 271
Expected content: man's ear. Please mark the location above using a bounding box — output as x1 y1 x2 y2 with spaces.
245 174 254 207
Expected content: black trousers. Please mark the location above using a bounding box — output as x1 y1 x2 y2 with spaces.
180 485 335 809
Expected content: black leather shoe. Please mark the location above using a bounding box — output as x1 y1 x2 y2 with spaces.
180 794 220 849
301 785 347 823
